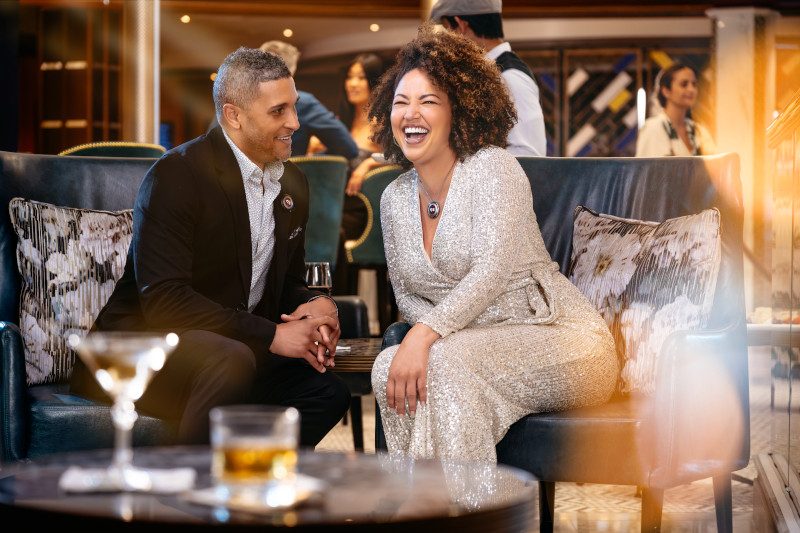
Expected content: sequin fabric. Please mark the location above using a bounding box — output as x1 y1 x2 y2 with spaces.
371 147 618 462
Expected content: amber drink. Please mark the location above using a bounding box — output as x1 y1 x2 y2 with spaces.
209 405 300 505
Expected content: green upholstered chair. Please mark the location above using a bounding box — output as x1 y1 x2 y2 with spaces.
58 141 166 158
345 164 403 333
290 155 348 269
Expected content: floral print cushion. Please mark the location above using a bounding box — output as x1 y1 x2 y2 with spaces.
8 198 132 385
568 206 721 394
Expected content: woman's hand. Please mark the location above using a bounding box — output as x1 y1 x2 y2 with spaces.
306 135 326 155
387 323 440 417
346 158 381 196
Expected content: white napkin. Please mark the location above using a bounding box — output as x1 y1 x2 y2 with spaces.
182 474 326 512
59 466 196 494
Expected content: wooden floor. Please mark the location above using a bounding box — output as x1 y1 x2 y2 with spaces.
316 347 778 531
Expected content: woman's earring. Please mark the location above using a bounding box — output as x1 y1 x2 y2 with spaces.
392 137 401 147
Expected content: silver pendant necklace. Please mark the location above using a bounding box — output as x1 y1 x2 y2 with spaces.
418 159 457 219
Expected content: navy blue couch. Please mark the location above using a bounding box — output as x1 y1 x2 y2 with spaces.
0 150 368 462
378 153 748 533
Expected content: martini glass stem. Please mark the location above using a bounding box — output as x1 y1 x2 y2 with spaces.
111 398 142 488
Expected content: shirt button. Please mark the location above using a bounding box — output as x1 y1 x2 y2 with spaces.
235 303 246 312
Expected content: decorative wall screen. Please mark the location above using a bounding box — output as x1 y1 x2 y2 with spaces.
518 43 712 157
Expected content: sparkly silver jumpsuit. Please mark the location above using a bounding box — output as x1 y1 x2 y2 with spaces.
371 147 618 462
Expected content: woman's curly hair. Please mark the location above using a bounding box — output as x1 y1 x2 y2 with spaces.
369 23 516 168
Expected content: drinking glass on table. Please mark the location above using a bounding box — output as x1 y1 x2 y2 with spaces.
65 331 184 492
210 405 300 507
305 261 332 295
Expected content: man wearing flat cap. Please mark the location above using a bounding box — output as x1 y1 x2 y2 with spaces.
431 0 546 157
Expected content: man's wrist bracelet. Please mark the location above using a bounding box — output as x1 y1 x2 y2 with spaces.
307 294 338 316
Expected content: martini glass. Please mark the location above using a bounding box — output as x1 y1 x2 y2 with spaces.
67 331 179 492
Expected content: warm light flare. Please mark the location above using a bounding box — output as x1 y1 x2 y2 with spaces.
283 28 293 38
166 332 179 347
636 87 646 130
180 15 190 24
370 24 380 32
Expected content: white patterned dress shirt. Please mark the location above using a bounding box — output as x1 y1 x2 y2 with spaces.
222 129 283 311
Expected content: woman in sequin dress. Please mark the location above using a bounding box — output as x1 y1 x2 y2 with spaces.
369 25 619 462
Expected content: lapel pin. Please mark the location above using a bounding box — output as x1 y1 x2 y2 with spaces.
281 194 294 211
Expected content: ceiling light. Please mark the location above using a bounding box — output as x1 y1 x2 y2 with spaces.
180 15 191 24
210 72 217 81
283 28 293 38
370 23 380 32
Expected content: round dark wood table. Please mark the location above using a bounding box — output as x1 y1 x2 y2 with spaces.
0 446 537 532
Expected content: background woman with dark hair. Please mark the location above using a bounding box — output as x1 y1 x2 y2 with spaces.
635 62 717 157
338 52 387 194
308 52 386 190
326 53 389 296
369 25 617 462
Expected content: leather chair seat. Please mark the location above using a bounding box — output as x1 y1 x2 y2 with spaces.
497 394 650 485
27 385 175 458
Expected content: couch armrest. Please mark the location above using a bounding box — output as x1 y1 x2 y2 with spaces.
1 322 27 462
381 321 412 349
374 321 411 451
649 322 750 486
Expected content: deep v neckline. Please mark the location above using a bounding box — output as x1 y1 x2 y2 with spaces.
414 164 457 264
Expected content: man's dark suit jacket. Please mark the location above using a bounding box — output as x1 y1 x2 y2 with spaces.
74 126 320 365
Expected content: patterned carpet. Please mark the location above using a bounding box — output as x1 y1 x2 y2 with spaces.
316 347 776 531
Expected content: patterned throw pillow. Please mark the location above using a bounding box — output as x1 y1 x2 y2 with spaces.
9 198 132 385
568 206 721 394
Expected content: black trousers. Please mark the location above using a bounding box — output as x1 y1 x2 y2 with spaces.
72 330 350 448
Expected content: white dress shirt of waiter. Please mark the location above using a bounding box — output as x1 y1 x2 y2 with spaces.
431 0 547 157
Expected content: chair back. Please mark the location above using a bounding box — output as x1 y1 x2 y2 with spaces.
0 151 155 324
0 150 166 462
290 156 348 268
345 164 403 266
516 154 744 334
58 141 166 158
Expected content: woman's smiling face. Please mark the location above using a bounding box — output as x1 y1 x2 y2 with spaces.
663 67 698 111
345 62 370 107
390 68 453 168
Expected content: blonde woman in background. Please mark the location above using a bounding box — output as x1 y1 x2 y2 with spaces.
635 63 717 157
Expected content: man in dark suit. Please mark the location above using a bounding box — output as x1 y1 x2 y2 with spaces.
70 47 350 447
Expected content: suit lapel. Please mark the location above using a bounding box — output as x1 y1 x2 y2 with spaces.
262 186 291 316
210 127 252 300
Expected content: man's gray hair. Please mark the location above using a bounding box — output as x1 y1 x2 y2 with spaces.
213 47 291 120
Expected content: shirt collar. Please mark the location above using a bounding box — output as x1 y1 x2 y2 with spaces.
221 127 284 184
485 41 511 61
